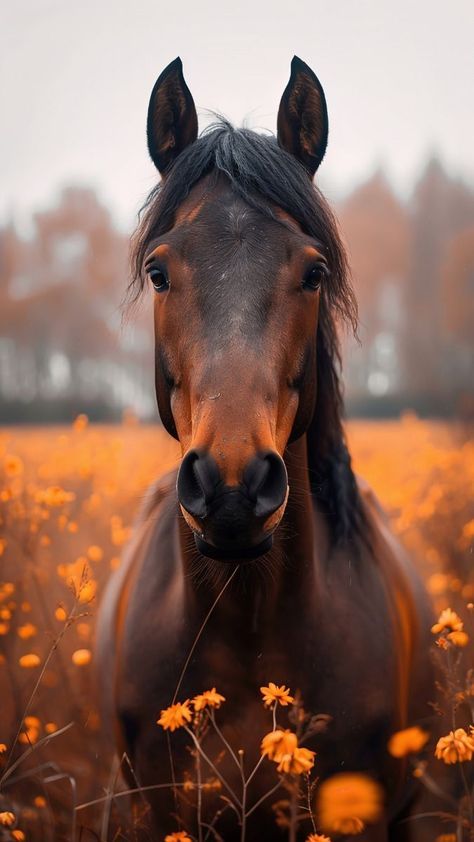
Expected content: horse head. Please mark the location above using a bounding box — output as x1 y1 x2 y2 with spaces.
131 57 357 560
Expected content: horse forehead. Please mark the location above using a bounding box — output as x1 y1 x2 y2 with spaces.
172 197 291 339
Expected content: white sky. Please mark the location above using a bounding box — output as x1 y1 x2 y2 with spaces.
1 0 473 233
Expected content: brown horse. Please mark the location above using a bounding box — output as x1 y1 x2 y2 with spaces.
97 57 437 840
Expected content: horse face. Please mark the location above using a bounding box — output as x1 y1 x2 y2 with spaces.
146 180 328 559
144 56 330 561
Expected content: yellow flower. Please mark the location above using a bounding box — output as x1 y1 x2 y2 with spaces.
435 728 474 764
306 835 332 842
277 745 315 775
164 832 192 841
317 773 384 837
387 726 429 758
447 630 469 647
260 682 294 707
193 687 226 711
72 648 92 666
0 811 15 826
3 455 23 477
157 701 192 732
19 653 41 668
261 729 298 762
431 608 463 635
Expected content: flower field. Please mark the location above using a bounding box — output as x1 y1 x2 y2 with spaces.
0 415 473 841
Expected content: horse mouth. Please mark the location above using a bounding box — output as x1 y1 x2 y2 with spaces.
195 534 274 562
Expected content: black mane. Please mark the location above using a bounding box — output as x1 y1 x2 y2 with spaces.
129 121 366 545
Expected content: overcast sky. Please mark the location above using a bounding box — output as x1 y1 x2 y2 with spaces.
1 0 473 233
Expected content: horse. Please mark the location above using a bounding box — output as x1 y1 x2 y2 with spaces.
97 56 437 840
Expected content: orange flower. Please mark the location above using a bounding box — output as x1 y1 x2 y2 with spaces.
260 682 294 707
17 623 37 640
78 579 97 604
19 653 41 668
317 773 383 837
164 832 192 841
3 455 23 477
202 777 222 792
0 811 15 827
55 606 67 621
193 687 226 711
73 413 89 431
447 630 469 647
12 830 26 840
435 728 474 764
36 486 75 507
436 834 457 842
388 727 429 758
306 835 332 842
431 608 463 635
277 745 315 775
72 648 92 666
261 729 298 762
0 743 7 753
157 701 192 732
87 545 103 562
34 795 47 807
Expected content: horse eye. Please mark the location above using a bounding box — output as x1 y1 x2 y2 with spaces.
302 263 329 291
147 267 170 293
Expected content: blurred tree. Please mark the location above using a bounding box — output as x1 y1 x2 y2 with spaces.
0 188 154 420
407 157 474 398
340 170 410 400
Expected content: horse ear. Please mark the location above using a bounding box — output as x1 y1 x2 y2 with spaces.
147 57 198 175
277 56 328 177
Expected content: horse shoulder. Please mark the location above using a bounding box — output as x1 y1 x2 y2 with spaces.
357 474 435 725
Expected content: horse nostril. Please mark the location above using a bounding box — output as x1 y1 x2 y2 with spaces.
243 451 288 519
177 449 220 520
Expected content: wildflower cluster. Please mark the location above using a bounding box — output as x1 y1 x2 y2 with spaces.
386 604 474 839
0 416 472 839
0 416 179 838
159 682 383 840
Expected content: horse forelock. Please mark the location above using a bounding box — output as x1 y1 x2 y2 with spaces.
128 120 366 547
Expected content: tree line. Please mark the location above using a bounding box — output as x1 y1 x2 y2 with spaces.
0 158 473 422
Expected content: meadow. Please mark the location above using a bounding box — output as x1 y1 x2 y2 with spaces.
0 416 473 841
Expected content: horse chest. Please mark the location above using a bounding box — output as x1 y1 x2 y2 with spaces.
118 572 395 755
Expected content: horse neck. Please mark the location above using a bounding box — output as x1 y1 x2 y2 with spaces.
177 434 330 620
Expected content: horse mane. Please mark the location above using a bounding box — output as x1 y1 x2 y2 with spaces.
128 120 367 546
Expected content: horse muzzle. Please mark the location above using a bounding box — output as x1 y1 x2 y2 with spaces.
177 448 288 562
